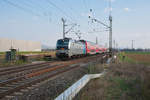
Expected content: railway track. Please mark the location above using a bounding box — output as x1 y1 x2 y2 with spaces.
0 54 107 99
0 61 59 81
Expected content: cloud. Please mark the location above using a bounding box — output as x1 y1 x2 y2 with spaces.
124 8 130 12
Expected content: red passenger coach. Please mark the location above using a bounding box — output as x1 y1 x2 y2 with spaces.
85 41 96 54
85 41 107 54
80 40 107 55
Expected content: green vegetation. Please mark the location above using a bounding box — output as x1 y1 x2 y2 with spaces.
87 64 97 74
0 51 49 55
0 51 55 67
87 63 104 74
118 52 137 63
17 51 49 55
0 60 28 67
118 51 150 65
0 51 52 55
105 63 150 100
75 53 150 100
0 52 5 55
75 63 150 100
106 76 141 100
125 51 150 55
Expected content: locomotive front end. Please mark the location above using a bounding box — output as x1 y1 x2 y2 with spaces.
56 38 70 58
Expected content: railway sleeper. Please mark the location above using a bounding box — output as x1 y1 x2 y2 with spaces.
20 89 29 92
11 82 22 85
0 87 13 90
32 84 39 87
27 86 34 90
5 95 15 99
6 84 18 87
13 92 23 96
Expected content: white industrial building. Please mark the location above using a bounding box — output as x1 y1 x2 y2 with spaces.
0 38 41 52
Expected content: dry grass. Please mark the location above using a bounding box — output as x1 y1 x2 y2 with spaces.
47 51 56 57
0 51 56 67
125 53 150 64
119 52 150 65
75 62 150 100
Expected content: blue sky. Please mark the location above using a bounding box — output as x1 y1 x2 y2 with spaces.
0 0 150 48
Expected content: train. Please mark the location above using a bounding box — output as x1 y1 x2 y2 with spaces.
56 38 107 59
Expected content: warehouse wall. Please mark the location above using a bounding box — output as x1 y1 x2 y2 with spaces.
0 38 41 52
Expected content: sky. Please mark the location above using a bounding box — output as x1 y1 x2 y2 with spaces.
0 0 150 49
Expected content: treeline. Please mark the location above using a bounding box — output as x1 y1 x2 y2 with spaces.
42 49 55 51
120 48 150 52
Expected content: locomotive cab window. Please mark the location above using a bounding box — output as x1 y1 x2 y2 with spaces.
56 39 69 50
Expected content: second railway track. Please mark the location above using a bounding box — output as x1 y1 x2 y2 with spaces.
0 54 107 99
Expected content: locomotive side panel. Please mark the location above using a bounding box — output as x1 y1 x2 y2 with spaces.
69 41 85 57
56 38 86 59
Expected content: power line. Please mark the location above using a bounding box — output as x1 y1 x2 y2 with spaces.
22 0 48 14
46 0 76 22
24 0 52 21
82 0 88 12
88 29 109 33
25 0 46 11
59 0 80 21
88 0 113 53
2 0 41 16
61 18 77 39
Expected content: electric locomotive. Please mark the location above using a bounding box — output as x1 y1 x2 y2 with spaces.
56 38 86 58
56 38 107 59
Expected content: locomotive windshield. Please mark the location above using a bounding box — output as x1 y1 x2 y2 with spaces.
56 39 69 50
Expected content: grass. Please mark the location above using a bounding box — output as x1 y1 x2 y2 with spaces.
125 51 150 55
75 54 150 100
118 51 150 65
17 51 53 54
105 63 150 100
87 63 105 74
87 64 97 74
106 76 141 100
0 51 55 55
0 51 56 67
0 52 5 55
118 52 136 63
0 60 28 67
75 63 150 100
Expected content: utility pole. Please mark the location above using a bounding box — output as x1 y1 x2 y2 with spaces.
113 40 115 50
116 43 118 51
109 15 112 52
88 1 112 53
61 18 77 39
109 0 112 53
105 43 108 48
96 37 98 44
132 40 134 50
62 18 66 39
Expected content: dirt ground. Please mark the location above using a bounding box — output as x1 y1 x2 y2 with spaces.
125 53 150 64
74 59 150 100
